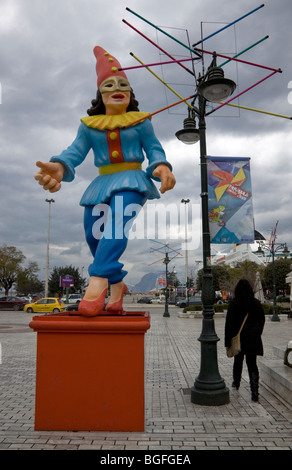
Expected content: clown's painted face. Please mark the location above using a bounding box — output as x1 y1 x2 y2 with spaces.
99 76 131 94
100 76 131 115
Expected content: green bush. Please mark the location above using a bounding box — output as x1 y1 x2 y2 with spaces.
259 303 291 315
261 303 273 315
182 303 228 313
214 304 227 312
182 302 290 315
183 305 201 313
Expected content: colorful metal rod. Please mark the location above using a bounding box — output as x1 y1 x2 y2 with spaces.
130 52 194 110
194 48 281 73
120 37 270 72
126 7 196 55
206 70 278 116
193 4 265 47
120 56 195 71
122 19 195 76
220 101 292 120
218 36 269 68
123 94 195 128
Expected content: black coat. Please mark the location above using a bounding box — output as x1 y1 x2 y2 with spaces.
224 298 265 356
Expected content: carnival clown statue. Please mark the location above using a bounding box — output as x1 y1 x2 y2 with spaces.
35 46 176 316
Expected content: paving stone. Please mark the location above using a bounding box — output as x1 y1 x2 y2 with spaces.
0 309 292 451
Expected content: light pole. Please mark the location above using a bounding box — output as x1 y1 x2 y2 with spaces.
171 267 177 304
45 198 54 297
163 252 170 318
181 199 190 300
150 240 182 317
256 239 290 322
176 53 236 406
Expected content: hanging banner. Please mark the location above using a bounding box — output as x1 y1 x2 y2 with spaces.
207 156 254 244
156 272 166 289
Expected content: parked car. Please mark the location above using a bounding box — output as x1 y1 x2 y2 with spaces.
31 295 42 302
137 297 152 304
0 296 27 311
18 296 33 303
65 298 108 312
151 296 165 304
65 303 79 311
61 294 83 304
24 297 65 313
276 295 290 303
176 296 202 308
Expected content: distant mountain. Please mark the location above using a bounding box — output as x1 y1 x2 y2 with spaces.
132 272 158 293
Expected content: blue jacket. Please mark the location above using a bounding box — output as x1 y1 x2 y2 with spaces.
50 112 172 206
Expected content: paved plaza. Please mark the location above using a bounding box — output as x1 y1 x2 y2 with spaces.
0 305 291 452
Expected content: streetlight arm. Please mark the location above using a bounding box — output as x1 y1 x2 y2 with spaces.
257 240 290 255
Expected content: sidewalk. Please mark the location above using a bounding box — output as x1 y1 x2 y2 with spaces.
0 306 291 451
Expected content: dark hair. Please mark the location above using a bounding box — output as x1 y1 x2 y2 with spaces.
87 89 139 115
234 279 254 308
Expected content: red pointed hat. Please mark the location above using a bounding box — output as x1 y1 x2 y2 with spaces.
93 46 128 88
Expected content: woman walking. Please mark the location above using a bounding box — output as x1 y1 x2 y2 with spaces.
225 279 265 401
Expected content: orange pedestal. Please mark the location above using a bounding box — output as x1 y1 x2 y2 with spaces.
29 311 150 431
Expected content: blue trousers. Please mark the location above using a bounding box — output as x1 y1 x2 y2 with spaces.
83 190 147 284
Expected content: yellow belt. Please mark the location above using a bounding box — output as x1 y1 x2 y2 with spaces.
99 162 142 175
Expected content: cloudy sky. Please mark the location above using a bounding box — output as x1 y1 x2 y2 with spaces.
0 0 291 290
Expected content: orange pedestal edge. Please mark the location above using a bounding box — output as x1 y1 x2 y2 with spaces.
29 311 150 432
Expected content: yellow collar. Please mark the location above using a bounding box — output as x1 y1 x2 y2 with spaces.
80 112 150 130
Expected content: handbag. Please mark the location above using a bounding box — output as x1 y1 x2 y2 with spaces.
226 314 248 358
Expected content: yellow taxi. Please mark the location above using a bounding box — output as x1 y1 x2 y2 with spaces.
24 297 65 313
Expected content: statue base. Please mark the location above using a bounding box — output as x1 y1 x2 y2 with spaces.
29 311 150 431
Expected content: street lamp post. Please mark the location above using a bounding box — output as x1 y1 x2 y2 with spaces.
271 242 289 322
181 199 190 300
45 198 55 297
176 54 235 406
271 248 278 322
171 267 177 304
256 240 290 322
192 94 229 405
163 252 170 318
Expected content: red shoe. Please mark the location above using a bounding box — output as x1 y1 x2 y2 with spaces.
105 284 127 314
78 288 108 317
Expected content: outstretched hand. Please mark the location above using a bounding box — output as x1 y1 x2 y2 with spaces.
34 161 65 193
152 164 176 194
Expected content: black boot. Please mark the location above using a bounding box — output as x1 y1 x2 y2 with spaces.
232 380 240 390
233 355 243 391
250 372 259 402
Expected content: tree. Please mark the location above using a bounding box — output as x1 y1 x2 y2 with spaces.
17 261 43 295
48 265 86 297
263 258 291 296
167 270 180 288
196 265 230 292
0 245 25 295
0 245 43 296
225 260 263 294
